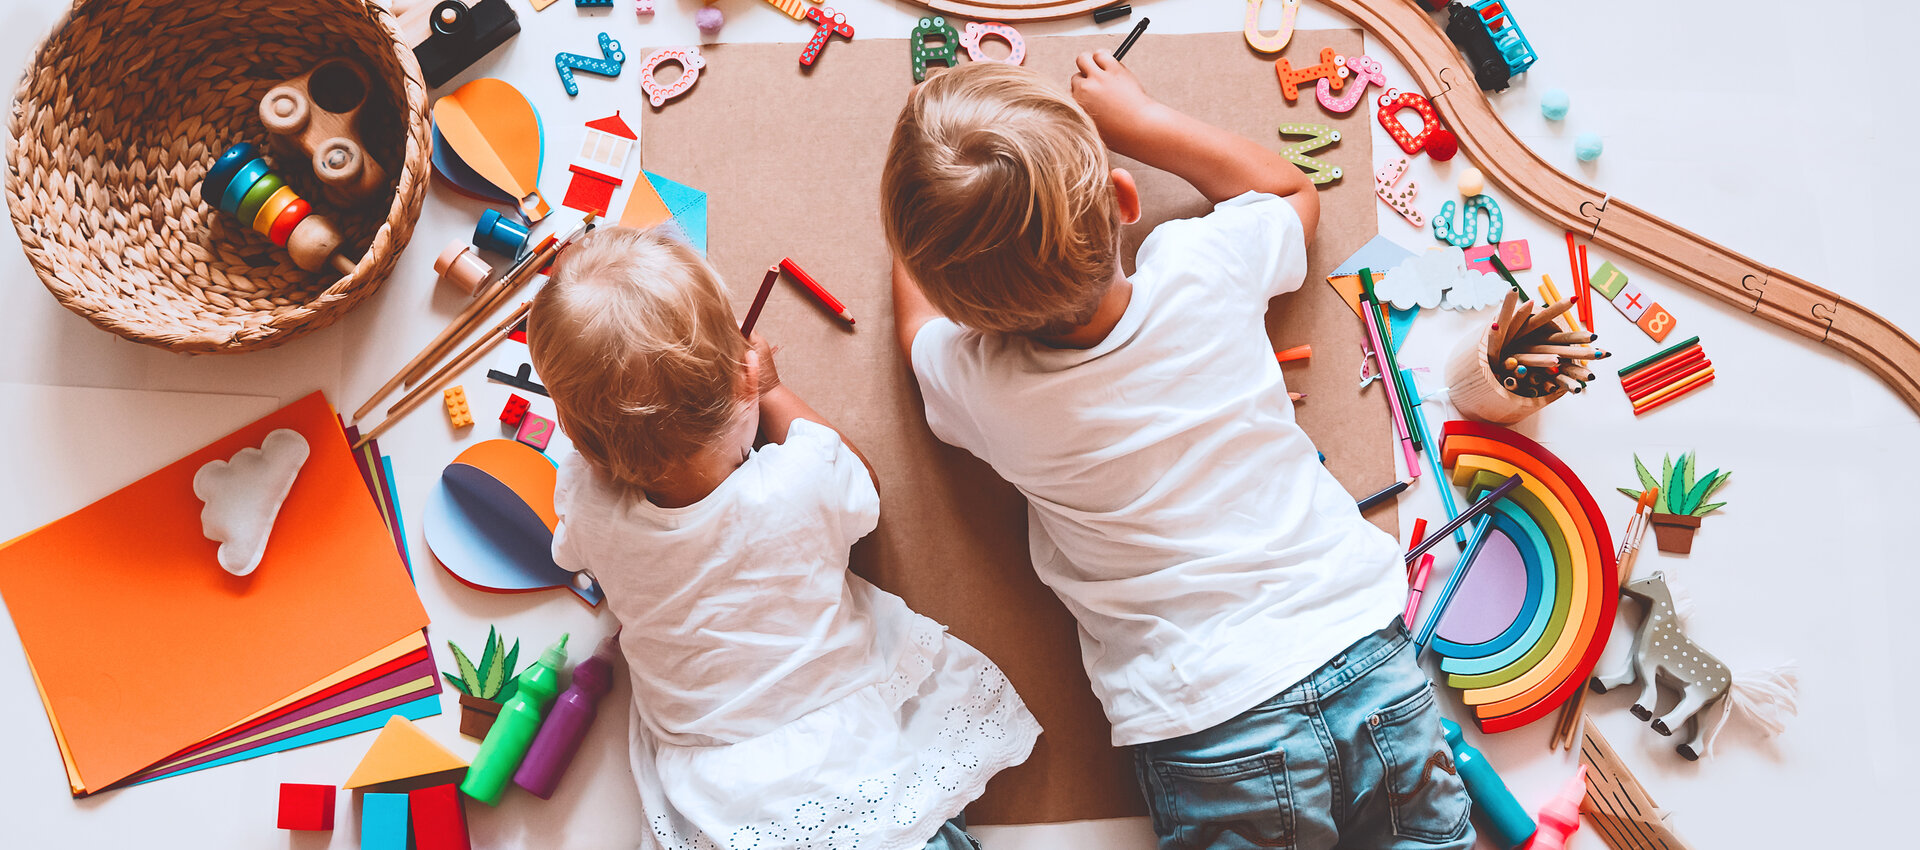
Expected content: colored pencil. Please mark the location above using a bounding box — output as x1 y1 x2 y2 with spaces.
1517 344 1608 359
1403 368 1467 548
1406 474 1521 563
1359 274 1421 479
1366 278 1421 452
1403 554 1435 627
1538 275 1582 333
1358 477 1414 511
780 257 854 324
1543 331 1598 345
1414 514 1496 656
1631 366 1715 408
1621 350 1706 395
740 263 781 336
1577 243 1593 330
1516 297 1576 339
1113 16 1149 60
1617 336 1702 377
1635 372 1712 416
1275 344 1312 363
1406 517 1429 567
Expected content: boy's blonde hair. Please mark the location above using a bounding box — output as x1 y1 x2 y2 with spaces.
528 226 747 489
882 62 1120 337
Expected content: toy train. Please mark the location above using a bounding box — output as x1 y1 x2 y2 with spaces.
1420 1 1537 92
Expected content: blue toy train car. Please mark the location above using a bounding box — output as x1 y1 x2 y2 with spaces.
1444 1 1537 92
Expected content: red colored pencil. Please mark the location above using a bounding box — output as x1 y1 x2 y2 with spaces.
1576 244 1592 331
780 257 854 325
1406 517 1428 582
1631 373 1715 415
1624 354 1710 400
1565 232 1582 329
1621 349 1706 395
740 263 781 337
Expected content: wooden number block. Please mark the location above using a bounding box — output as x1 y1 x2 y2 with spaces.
361 793 409 850
1637 303 1677 342
1463 239 1531 272
277 783 335 831
1610 280 1650 322
515 412 555 451
1588 259 1629 299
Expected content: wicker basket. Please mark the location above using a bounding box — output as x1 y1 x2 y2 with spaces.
5 0 430 353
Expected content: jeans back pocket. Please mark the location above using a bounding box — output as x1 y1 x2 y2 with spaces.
1364 685 1472 844
1145 750 1294 849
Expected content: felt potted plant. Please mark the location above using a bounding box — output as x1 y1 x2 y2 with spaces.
1618 452 1730 555
444 627 520 739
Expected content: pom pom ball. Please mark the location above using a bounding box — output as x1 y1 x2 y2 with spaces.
696 6 724 34
1541 88 1570 121
1575 132 1604 162
1425 128 1458 162
1458 167 1485 197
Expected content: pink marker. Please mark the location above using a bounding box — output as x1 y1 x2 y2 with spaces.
1522 765 1587 850
1403 554 1435 626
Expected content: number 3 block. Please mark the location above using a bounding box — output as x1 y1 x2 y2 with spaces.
1636 303 1677 342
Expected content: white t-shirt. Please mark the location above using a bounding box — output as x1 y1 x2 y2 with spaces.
552 420 1039 850
911 192 1405 746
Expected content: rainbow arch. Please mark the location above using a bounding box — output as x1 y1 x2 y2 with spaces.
1431 422 1618 733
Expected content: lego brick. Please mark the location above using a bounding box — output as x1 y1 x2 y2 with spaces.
444 386 473 428
277 782 335 831
499 394 529 427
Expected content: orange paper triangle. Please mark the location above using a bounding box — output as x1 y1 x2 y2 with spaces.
344 716 468 789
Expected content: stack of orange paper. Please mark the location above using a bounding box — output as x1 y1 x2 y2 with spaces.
0 392 434 795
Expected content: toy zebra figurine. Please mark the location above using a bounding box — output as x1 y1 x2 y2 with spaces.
1591 571 1799 760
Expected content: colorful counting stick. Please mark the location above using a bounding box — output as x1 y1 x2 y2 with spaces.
638 47 705 107
1274 47 1346 101
555 32 626 97
911 16 960 82
203 142 356 275
1379 88 1445 156
1434 194 1504 248
1317 53 1386 114
763 0 807 20
958 22 1025 65
800 7 854 67
1375 155 1424 227
1243 0 1299 53
1277 123 1342 185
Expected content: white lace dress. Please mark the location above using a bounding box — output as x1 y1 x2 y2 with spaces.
552 420 1041 850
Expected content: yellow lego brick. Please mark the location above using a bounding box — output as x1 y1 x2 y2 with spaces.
443 386 473 428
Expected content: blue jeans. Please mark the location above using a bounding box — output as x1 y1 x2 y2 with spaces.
1133 621 1474 850
925 816 982 849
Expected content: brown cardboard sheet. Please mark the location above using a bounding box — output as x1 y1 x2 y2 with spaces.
642 29 1390 825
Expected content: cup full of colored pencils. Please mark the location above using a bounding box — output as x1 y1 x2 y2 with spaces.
1445 291 1606 424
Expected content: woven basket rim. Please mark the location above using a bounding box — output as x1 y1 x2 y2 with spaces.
3 0 433 354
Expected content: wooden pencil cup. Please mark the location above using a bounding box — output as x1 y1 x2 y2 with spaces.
261 60 390 206
1446 323 1564 425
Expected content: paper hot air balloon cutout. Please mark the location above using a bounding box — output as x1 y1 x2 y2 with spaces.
432 79 551 222
424 440 601 605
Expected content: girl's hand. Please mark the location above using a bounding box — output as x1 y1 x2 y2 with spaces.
1070 50 1169 155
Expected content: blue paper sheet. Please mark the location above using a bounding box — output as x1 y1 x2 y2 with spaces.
645 171 708 256
132 696 441 786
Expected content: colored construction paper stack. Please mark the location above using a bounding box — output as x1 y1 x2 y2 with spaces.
0 393 436 795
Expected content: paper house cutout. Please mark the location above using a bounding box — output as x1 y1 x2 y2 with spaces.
562 112 636 215
344 716 469 790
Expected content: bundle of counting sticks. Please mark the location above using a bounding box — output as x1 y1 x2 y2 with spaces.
1487 290 1609 397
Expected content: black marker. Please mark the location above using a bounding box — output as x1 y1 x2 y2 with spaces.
1113 17 1149 61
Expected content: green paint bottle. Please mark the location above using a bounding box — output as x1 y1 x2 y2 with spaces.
460 634 568 805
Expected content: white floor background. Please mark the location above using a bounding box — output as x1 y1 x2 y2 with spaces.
2 1 1916 847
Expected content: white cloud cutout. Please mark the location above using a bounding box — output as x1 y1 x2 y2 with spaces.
193 428 310 576
1446 267 1511 311
1377 247 1510 312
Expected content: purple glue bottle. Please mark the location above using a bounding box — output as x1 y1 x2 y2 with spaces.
513 632 619 798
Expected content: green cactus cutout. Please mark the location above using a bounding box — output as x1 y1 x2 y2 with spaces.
1619 452 1732 518
444 628 523 700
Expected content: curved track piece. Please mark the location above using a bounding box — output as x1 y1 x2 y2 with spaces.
919 0 1115 22
1316 0 1920 414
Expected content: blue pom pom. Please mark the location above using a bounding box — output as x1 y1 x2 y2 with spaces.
1541 88 1570 121
1575 132 1604 162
